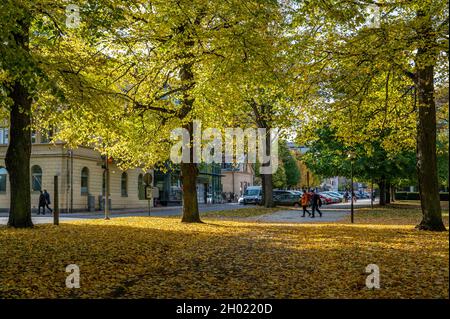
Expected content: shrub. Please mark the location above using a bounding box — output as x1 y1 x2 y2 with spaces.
395 192 449 201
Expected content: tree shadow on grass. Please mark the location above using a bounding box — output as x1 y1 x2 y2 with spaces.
0 219 448 299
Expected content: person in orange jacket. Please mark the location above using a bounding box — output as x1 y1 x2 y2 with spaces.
300 189 311 217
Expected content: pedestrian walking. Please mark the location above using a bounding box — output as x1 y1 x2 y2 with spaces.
352 191 357 203
38 190 46 215
43 189 53 214
300 189 311 217
311 190 322 218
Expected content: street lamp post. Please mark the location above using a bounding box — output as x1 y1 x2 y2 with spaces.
348 151 356 224
370 167 374 210
371 178 374 209
104 154 110 220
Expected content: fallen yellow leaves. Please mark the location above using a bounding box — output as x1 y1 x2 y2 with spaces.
0 214 448 299
349 205 449 226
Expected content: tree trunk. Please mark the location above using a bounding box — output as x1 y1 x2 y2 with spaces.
6 81 33 228
5 16 33 228
378 179 386 206
181 161 201 223
261 127 274 208
385 180 391 204
414 10 446 231
179 118 200 222
180 63 201 223
262 174 274 207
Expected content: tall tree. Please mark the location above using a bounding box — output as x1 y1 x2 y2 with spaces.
296 0 448 230
1 0 129 227
302 127 417 204
279 141 300 188
49 0 285 221
1 3 33 228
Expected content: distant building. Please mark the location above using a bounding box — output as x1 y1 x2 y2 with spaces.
153 162 223 206
221 162 254 200
0 130 150 213
320 177 367 192
0 128 226 212
320 177 350 191
286 141 309 154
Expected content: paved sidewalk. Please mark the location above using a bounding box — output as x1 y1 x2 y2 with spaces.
0 202 245 225
244 199 373 223
247 209 348 223
0 200 373 225
0 216 84 225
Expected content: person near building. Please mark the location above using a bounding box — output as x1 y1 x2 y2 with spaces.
43 189 53 214
311 190 322 218
37 191 46 215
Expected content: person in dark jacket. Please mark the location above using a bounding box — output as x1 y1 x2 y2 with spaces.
311 190 322 218
38 191 46 215
43 189 53 213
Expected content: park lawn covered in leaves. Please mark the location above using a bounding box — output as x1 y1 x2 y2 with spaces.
0 215 448 299
350 202 449 226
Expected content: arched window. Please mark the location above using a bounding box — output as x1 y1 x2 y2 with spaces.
0 167 7 192
31 165 42 191
121 172 128 197
81 167 89 195
138 174 144 200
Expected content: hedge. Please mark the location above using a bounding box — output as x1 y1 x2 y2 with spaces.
395 192 449 201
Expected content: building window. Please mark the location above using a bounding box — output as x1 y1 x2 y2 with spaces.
0 128 9 144
31 165 42 191
81 167 89 195
138 174 145 200
121 172 128 197
0 167 7 192
31 130 37 144
40 128 53 143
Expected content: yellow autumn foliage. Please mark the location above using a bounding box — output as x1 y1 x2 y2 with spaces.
1 206 448 299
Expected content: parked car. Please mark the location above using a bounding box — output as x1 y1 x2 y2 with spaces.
242 186 262 205
318 193 334 205
289 190 303 197
325 191 344 200
273 192 302 207
321 191 342 203
357 191 370 199
273 189 293 197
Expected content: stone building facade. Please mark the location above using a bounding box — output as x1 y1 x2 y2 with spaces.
0 129 234 212
0 131 151 213
221 162 254 200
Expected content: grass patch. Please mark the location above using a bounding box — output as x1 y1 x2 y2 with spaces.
0 216 448 299
349 202 449 226
388 200 449 210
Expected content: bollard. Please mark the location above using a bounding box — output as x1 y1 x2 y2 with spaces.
54 175 59 225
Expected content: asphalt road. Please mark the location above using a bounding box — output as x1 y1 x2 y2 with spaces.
0 199 376 225
0 202 246 224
